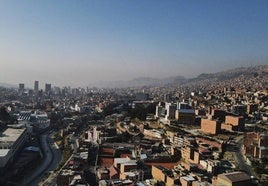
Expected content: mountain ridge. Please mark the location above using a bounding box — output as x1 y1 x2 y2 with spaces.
90 65 268 88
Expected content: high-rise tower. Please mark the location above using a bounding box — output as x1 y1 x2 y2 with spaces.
34 81 39 92
19 83 25 94
45 83 52 94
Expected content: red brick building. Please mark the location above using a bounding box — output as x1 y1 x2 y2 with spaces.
201 119 221 134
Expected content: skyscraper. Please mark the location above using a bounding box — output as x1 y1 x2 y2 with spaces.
18 83 25 95
34 81 39 92
45 83 52 94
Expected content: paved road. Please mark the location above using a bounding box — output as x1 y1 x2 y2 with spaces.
38 132 62 186
19 132 62 186
233 135 256 177
19 134 52 186
41 134 80 186
44 133 62 172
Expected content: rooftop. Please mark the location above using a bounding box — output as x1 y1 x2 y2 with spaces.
0 128 26 144
181 176 195 182
218 171 251 183
0 149 9 157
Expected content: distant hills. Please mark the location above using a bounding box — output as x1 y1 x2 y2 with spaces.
187 65 268 85
91 65 268 88
0 82 16 88
92 75 186 88
0 65 267 89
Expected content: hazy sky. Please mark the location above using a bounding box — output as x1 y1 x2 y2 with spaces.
1 0 268 87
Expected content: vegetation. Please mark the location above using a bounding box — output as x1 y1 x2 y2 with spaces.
261 95 268 102
0 106 17 124
252 159 268 174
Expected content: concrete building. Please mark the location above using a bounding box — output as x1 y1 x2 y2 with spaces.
34 81 39 93
165 103 177 120
155 102 177 121
155 102 166 118
113 158 137 180
18 83 25 95
45 83 52 94
0 128 27 169
175 103 195 125
18 111 50 131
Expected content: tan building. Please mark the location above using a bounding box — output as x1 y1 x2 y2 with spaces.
214 171 251 186
181 146 194 161
181 145 200 164
180 176 195 186
143 129 162 139
221 123 236 132
225 115 245 131
152 165 179 186
201 119 221 134
193 181 213 186
196 137 222 152
113 158 137 180
243 132 268 158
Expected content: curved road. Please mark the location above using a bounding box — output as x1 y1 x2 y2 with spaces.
233 135 257 177
19 132 62 186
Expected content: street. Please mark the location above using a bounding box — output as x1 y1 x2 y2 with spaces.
18 132 62 186
233 135 257 178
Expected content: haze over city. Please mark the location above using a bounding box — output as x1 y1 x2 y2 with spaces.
1 0 268 87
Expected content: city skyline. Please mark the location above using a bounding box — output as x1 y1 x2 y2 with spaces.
1 0 268 87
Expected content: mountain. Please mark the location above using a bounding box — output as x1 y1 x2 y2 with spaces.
91 65 268 88
91 76 186 88
189 65 268 82
0 82 16 88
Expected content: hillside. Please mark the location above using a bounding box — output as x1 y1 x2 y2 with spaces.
91 65 268 88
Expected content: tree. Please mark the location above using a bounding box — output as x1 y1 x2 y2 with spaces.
0 107 11 123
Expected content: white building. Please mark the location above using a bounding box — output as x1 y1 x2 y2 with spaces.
18 111 50 130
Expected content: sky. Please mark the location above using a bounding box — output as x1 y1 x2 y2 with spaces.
0 0 268 88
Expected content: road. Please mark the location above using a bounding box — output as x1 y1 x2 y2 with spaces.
44 132 62 172
41 134 77 186
19 132 62 186
38 132 62 186
233 135 257 178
